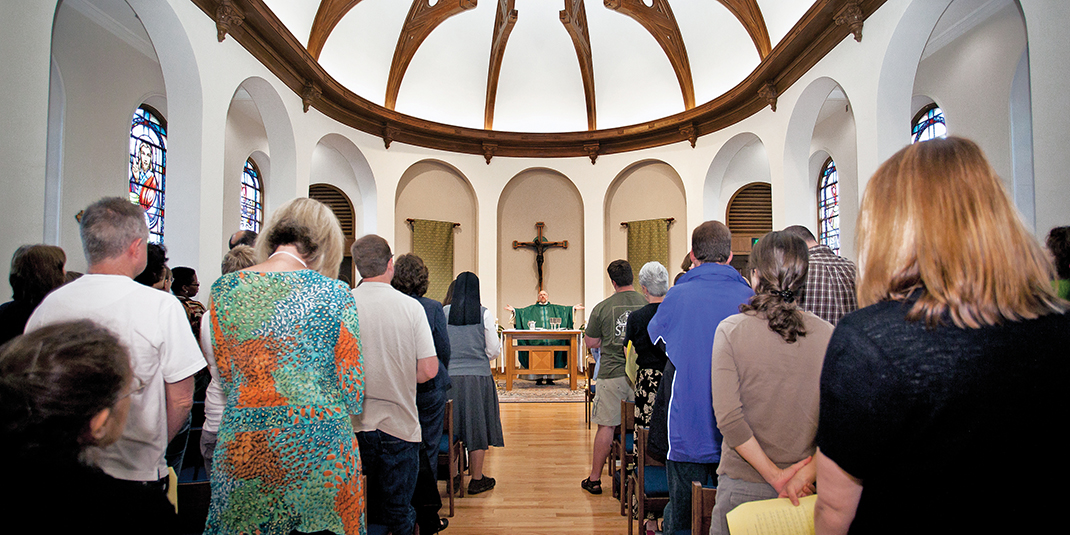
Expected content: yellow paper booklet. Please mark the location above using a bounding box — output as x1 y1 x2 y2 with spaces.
725 494 817 535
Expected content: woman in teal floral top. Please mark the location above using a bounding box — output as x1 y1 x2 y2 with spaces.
205 198 365 535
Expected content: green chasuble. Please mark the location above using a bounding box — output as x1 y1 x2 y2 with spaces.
514 303 574 369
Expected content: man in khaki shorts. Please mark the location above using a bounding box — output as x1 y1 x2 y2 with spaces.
581 259 647 495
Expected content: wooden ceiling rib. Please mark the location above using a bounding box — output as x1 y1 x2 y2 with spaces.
485 0 519 130
385 0 477 110
306 0 365 60
193 0 886 159
605 0 695 110
719 0 772 59
560 0 597 131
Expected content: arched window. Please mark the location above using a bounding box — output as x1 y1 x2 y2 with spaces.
911 103 946 144
240 158 264 232
129 105 166 243
818 157 840 254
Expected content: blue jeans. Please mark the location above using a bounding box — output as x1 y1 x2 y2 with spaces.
662 459 718 534
357 430 420 535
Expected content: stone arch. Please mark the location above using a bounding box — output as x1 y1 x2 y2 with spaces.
704 132 770 223
394 159 478 295
604 159 687 293
497 168 584 322
314 133 377 235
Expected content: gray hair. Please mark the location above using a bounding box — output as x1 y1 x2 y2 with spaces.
80 197 149 266
638 261 669 297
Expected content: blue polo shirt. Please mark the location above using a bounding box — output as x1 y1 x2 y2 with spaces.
648 262 753 464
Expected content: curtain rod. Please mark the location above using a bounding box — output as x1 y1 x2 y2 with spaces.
620 217 675 228
406 218 461 229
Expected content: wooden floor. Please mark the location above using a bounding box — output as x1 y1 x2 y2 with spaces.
443 402 629 535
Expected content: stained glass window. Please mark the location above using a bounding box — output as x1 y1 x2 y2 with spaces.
818 157 840 255
911 103 946 144
240 158 263 232
129 106 166 243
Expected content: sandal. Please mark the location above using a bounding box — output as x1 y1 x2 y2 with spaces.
581 477 602 495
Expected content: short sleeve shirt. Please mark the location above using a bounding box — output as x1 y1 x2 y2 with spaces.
350 282 436 443
585 290 647 379
27 274 206 481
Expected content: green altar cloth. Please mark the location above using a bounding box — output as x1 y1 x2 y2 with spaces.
513 303 574 369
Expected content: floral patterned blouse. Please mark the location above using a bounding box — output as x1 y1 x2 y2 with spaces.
204 270 365 535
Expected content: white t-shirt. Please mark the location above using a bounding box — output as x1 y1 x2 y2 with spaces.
350 281 437 443
26 274 206 481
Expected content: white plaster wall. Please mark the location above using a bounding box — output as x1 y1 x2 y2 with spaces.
49 3 166 273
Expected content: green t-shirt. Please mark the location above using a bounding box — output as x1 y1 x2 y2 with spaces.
585 290 647 379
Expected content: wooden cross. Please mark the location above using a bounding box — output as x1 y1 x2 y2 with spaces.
513 222 568 292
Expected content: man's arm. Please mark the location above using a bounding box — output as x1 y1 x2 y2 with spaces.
585 335 601 349
164 376 195 442
417 356 439 383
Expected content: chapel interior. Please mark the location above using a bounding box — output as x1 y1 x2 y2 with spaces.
1 1 1067 531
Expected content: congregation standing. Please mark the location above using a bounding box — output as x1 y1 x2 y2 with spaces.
1 136 1069 535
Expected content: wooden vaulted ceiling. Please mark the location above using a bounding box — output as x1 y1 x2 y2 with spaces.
196 0 882 161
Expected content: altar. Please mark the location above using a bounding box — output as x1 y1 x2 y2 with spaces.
502 329 582 391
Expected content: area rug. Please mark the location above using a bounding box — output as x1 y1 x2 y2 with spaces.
496 378 587 403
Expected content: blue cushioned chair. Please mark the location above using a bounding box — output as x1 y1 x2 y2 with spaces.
626 427 669 535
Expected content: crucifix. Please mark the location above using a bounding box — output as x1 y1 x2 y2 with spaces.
513 222 568 292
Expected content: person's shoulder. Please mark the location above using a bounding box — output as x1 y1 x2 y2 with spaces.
800 310 835 335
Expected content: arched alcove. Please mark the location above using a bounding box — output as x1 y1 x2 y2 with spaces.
497 168 583 322
705 133 771 225
604 160 687 292
394 160 478 293
46 0 167 271
725 182 772 272
223 84 268 250
809 83 858 258
235 76 297 209
784 77 858 257
912 0 1028 204
315 133 377 235
309 183 356 286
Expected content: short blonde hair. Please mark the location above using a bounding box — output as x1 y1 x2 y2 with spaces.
857 137 1064 328
255 198 345 278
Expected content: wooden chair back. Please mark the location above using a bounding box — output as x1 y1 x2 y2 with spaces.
610 399 636 502
583 356 596 428
626 426 669 535
437 399 464 516
690 481 718 535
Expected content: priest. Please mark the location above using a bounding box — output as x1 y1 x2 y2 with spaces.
506 291 582 385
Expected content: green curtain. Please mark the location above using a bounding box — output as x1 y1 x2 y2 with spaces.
627 218 670 283
412 219 455 302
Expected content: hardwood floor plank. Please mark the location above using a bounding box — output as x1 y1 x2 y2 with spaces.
442 402 630 534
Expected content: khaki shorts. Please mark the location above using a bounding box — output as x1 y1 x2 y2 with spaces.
591 375 635 427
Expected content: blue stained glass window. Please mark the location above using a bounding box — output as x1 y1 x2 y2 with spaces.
818 157 840 255
911 103 946 144
129 106 166 243
240 159 263 232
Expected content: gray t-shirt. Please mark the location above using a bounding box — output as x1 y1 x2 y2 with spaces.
350 282 436 443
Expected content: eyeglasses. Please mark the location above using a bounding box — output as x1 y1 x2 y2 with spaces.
120 375 147 400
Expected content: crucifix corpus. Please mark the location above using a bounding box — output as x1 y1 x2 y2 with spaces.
513 222 568 292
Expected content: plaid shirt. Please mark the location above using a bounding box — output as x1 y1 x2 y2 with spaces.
800 245 857 325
